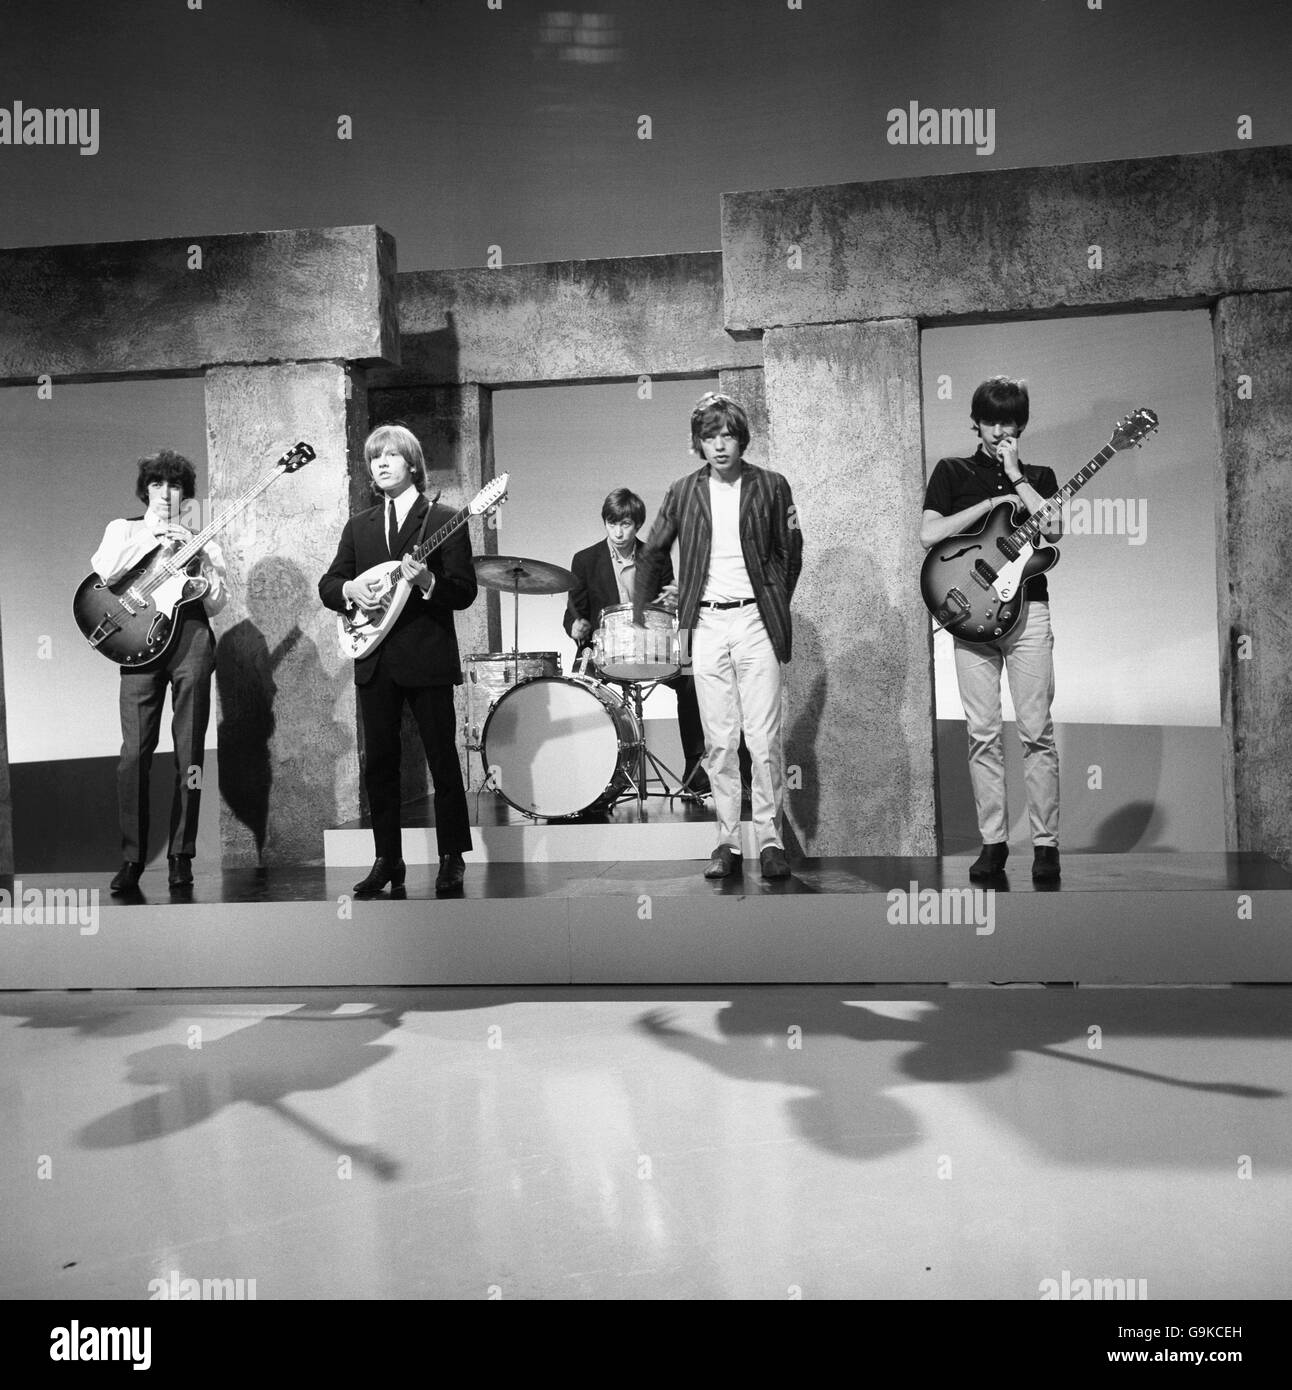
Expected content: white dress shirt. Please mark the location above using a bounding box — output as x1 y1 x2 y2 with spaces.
92 510 228 617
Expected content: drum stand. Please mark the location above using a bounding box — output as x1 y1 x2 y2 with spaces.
615 679 698 807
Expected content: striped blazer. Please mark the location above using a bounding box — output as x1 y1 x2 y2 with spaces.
635 461 803 663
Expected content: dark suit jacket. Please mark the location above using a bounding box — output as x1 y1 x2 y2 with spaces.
635 462 803 663
563 538 675 645
319 492 477 686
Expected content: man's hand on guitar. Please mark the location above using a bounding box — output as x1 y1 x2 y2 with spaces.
344 573 386 609
400 553 435 595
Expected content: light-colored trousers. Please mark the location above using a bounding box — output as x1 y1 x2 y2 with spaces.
691 603 785 852
953 600 1059 847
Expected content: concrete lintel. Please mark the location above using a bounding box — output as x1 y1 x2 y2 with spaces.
723 146 1292 330
0 226 399 384
373 251 762 388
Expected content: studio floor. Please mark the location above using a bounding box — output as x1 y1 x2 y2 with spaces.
2 983 1288 1300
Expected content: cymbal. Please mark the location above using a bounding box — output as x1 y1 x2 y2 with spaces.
473 555 576 595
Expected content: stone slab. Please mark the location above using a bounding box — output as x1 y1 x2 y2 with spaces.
723 147 1292 330
0 225 398 383
374 252 762 388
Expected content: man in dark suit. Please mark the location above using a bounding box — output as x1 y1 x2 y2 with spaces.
319 424 477 897
564 487 708 793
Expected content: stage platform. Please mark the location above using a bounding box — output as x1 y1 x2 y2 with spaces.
2 853 1289 989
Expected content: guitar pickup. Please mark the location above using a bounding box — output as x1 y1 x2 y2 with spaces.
972 559 997 590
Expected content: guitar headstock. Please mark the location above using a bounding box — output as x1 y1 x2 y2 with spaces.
277 441 316 473
471 472 510 516
1109 409 1159 452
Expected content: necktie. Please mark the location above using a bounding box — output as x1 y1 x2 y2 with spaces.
387 501 398 559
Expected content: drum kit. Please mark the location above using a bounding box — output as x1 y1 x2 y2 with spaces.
465 554 695 820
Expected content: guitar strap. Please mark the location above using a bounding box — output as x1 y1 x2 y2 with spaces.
413 493 437 552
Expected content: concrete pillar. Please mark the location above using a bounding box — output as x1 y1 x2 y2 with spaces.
205 361 369 866
762 319 938 857
368 384 499 794
1213 292 1292 870
718 366 767 447
0 601 12 875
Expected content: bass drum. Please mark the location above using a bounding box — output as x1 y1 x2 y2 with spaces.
480 676 641 819
462 651 560 750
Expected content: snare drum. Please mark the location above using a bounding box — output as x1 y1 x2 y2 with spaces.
480 676 641 819
462 651 560 749
593 603 680 681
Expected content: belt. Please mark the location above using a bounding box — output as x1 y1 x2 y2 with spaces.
698 596 758 610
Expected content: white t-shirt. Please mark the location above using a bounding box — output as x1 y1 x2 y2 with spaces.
702 475 755 602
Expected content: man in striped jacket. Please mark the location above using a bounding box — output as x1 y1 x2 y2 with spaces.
635 393 803 879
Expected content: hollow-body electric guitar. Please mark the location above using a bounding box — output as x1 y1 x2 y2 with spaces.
336 473 509 661
920 408 1158 644
73 441 316 667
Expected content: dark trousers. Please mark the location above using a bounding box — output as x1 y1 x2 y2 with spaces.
661 672 705 763
117 617 215 862
358 673 472 861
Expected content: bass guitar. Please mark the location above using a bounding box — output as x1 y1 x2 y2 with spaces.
920 408 1158 644
73 441 315 667
336 473 509 661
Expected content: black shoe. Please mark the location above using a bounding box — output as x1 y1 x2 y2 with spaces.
435 853 466 897
1032 846 1061 883
109 861 144 894
682 758 711 796
969 842 1009 879
353 857 406 898
167 855 194 889
703 845 741 879
759 845 791 880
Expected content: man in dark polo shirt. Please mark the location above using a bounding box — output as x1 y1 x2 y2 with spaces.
921 376 1063 883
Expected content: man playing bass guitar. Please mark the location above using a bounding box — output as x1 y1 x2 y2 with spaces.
920 376 1063 883
92 450 227 894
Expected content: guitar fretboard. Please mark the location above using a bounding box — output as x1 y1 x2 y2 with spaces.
410 506 472 563
998 443 1116 560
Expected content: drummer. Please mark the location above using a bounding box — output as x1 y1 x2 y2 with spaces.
564 487 709 794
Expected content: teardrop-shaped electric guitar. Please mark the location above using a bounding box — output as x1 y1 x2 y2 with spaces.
336 473 510 661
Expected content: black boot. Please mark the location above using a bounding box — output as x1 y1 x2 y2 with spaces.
167 855 194 889
969 842 1009 880
1032 846 1061 883
109 861 144 894
435 853 466 897
353 857 406 898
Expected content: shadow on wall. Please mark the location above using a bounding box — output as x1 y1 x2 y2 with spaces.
217 557 349 866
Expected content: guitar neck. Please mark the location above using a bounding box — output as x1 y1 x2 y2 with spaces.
170 467 285 567
410 504 472 563
1010 442 1117 548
